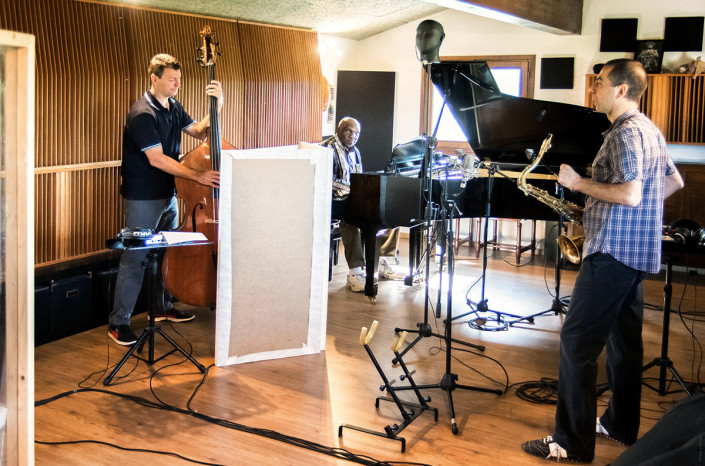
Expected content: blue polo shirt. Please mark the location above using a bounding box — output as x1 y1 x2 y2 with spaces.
121 91 195 199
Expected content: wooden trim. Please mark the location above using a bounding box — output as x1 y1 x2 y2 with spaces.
34 160 120 174
440 55 536 98
420 54 536 145
1 28 36 465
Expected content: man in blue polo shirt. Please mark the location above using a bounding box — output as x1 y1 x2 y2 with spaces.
109 54 222 345
522 59 684 462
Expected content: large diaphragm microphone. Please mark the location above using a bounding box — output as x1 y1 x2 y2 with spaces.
456 149 479 188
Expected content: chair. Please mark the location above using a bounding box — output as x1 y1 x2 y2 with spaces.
473 218 536 264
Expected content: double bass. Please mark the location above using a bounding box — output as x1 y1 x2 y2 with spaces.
162 26 234 307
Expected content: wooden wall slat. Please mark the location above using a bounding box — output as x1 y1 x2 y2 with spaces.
2 0 322 266
587 73 705 146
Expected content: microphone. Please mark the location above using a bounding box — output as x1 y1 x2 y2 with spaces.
525 148 535 162
457 149 479 188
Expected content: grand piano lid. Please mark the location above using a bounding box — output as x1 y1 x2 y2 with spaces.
430 61 611 170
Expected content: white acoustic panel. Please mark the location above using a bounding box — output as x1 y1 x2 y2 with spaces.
215 145 332 366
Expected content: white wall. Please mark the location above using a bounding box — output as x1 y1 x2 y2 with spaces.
320 0 705 146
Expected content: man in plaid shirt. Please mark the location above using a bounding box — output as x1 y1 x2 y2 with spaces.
523 59 684 462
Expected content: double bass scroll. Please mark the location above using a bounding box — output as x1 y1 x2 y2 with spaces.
162 26 235 308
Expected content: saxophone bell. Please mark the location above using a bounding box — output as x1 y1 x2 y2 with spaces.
557 234 584 265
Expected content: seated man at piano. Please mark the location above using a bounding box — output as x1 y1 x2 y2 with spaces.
323 117 400 292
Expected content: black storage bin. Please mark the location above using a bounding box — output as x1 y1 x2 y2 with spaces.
34 284 51 345
92 267 118 328
49 273 93 340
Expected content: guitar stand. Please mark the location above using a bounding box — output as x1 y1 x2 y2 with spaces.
339 321 438 453
104 248 206 385
394 209 503 434
642 254 691 396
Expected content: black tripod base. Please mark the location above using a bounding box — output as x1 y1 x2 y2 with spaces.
642 357 691 396
397 372 502 434
508 298 567 326
103 325 206 385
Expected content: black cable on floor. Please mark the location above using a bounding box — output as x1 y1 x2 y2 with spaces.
34 439 224 466
35 387 431 466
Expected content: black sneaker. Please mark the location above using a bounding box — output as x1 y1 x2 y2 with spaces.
154 308 195 322
522 436 591 463
108 324 138 346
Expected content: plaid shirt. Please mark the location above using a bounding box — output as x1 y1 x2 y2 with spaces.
321 134 363 198
582 109 676 273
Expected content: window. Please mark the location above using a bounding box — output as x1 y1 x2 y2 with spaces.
420 55 535 154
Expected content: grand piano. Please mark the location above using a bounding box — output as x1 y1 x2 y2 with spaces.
340 61 610 300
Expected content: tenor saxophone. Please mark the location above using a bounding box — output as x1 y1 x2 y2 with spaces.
517 134 584 225
517 134 585 263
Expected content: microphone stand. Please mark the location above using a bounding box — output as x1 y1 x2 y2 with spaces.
393 62 485 362
514 184 570 323
450 161 530 329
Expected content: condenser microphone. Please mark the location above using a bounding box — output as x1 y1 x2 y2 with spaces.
457 149 479 188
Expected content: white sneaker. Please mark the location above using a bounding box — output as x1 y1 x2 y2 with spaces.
379 257 404 280
346 273 365 292
597 417 626 445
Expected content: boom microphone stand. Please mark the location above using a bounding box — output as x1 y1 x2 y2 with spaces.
450 162 531 329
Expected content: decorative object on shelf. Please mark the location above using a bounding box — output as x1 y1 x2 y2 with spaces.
694 57 705 79
678 56 703 77
634 40 664 74
599 18 638 52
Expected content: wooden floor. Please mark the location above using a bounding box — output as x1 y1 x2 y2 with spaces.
34 242 705 465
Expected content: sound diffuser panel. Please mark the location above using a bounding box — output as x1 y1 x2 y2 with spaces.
600 18 638 52
664 17 704 52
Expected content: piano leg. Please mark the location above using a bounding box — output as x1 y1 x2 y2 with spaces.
405 225 424 286
362 228 380 303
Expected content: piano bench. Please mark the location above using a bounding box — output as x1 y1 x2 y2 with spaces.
473 218 536 264
330 221 342 281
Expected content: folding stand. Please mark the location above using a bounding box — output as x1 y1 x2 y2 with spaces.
642 253 691 396
395 204 503 434
104 244 206 385
339 321 438 452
